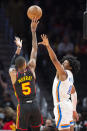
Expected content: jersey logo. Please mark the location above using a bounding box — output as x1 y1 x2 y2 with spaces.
67 85 72 94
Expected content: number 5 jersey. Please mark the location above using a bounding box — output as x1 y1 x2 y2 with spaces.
13 67 36 102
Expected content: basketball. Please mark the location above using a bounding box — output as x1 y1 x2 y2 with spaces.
27 5 42 20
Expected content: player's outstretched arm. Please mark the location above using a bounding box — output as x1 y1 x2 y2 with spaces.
10 37 22 66
9 37 22 84
38 34 66 81
28 19 39 73
71 85 79 121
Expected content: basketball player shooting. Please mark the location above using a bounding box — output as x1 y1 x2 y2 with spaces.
38 34 80 131
9 19 42 131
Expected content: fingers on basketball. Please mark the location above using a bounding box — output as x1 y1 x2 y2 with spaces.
32 17 39 25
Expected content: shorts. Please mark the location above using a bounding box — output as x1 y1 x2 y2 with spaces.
54 100 74 130
16 99 42 130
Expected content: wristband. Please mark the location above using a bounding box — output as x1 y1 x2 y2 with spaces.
17 46 21 49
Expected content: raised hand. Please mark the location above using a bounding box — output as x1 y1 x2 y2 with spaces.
14 37 22 48
38 34 49 47
31 18 39 32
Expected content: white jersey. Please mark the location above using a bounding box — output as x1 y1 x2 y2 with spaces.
52 70 74 106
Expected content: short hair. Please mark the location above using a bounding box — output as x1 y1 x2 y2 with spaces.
4 107 15 119
15 56 26 69
61 55 80 76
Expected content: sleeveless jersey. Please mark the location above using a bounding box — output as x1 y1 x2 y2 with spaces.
52 70 74 106
14 67 36 102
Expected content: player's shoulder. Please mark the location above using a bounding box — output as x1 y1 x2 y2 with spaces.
53 75 59 83
26 66 35 78
65 70 74 83
65 70 73 76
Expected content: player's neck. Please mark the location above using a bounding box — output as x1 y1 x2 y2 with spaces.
18 68 25 73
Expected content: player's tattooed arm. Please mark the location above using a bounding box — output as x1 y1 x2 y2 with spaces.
28 19 39 73
38 34 67 81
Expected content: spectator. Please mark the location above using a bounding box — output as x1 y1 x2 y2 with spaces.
3 107 16 130
57 35 74 56
40 118 53 131
45 119 52 127
43 126 56 131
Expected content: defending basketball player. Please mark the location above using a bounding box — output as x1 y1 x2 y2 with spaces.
9 19 42 131
38 34 80 131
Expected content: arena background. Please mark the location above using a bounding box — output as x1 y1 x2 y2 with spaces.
0 0 87 130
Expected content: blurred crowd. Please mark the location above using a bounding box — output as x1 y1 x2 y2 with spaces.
0 61 16 130
1 0 86 56
28 0 87 56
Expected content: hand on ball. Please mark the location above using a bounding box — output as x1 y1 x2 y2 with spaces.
31 18 39 32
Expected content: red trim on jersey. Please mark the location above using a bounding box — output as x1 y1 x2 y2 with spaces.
17 72 19 79
31 115 43 128
18 128 28 130
41 115 44 125
31 124 42 128
13 85 20 103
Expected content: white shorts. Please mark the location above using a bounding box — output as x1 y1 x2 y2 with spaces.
54 100 74 130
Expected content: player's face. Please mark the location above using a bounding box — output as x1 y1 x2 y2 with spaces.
62 60 71 70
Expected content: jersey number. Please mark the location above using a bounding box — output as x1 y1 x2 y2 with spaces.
22 82 31 95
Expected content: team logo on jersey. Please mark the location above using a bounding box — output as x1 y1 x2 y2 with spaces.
67 85 72 94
